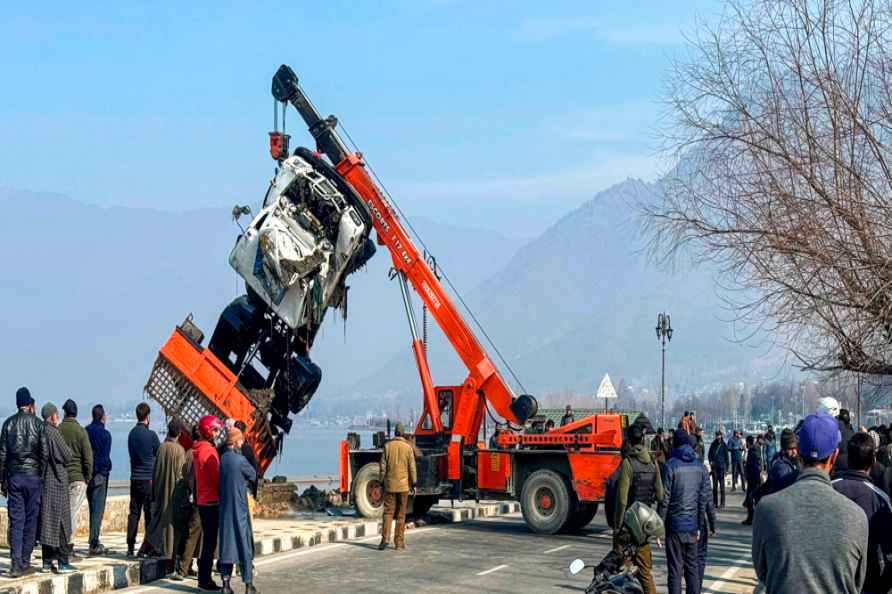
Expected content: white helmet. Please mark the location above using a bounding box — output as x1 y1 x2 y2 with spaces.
818 397 840 418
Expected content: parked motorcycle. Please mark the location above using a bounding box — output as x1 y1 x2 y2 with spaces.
566 501 664 594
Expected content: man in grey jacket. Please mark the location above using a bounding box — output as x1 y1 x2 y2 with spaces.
752 412 868 594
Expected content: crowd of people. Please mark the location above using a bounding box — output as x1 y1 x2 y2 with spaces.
613 402 892 594
0 387 260 594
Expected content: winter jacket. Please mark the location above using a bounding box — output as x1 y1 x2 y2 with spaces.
40 423 73 548
832 469 892 594
614 445 665 529
0 410 45 478
86 420 112 477
753 468 868 594
835 420 856 472
763 438 777 466
658 444 709 534
707 439 730 471
745 445 763 487
380 436 416 493
193 440 220 505
767 454 798 492
727 436 744 462
128 423 160 481
58 417 93 484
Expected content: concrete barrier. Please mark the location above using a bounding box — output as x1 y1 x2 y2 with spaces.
0 496 140 548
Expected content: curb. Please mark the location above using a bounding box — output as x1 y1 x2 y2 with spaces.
1 558 167 594
1 501 521 594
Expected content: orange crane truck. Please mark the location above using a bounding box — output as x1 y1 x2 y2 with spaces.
144 65 627 534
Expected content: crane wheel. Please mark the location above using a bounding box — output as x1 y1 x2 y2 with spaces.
352 462 385 519
563 502 599 532
520 469 572 534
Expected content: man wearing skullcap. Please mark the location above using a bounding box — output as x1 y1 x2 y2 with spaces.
378 422 417 551
58 398 92 560
39 403 77 574
218 427 259 594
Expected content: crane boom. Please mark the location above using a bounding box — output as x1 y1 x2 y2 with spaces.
271 65 537 441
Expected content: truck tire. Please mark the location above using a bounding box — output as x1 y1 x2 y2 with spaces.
564 502 599 532
352 463 385 519
520 469 572 535
409 495 437 518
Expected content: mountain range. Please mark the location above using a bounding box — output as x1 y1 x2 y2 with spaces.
0 181 783 417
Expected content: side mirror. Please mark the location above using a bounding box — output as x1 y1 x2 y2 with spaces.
568 559 585 576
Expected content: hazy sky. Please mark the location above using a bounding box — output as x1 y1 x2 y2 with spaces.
1 1 718 236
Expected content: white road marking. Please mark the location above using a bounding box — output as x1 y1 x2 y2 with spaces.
255 527 439 567
544 544 571 554
476 564 508 576
702 554 754 594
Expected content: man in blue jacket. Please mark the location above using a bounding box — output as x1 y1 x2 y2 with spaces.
659 429 712 594
85 405 111 556
832 432 892 594
727 431 745 491
707 430 729 509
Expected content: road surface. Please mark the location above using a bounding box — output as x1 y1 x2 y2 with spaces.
122 492 758 594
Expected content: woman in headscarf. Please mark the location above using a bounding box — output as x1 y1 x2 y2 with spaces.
218 427 258 594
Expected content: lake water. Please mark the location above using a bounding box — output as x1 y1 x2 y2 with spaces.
105 422 376 480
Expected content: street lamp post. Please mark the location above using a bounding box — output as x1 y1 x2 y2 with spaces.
656 312 673 429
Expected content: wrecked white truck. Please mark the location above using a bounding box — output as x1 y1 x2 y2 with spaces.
144 145 375 471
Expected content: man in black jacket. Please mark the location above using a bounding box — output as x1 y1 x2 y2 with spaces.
832 432 892 594
0 387 46 577
560 405 575 427
743 435 763 525
834 408 856 473
127 403 160 558
707 431 729 509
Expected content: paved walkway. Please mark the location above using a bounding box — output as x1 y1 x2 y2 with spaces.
701 490 759 594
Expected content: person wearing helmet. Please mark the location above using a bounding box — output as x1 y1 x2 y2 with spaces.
194 415 223 591
819 396 841 418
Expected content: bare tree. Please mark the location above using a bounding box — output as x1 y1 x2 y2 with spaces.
647 0 892 375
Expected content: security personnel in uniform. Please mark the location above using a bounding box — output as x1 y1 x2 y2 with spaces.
614 424 665 594
378 423 417 551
